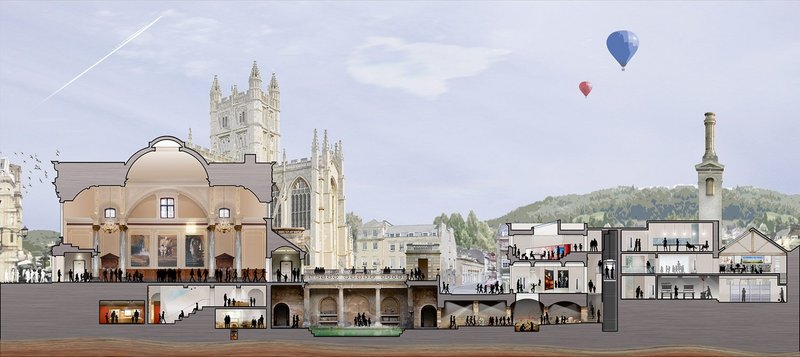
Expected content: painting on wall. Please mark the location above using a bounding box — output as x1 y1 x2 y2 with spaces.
130 235 150 267
544 269 554 290
185 235 205 267
158 235 178 267
557 270 569 289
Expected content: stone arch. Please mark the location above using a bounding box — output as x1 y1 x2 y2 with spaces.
319 297 337 315
511 299 543 323
420 305 437 328
346 294 371 326
548 301 581 322
273 302 290 327
247 289 264 306
126 188 209 220
381 297 399 315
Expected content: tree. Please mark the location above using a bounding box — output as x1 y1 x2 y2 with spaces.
346 212 362 252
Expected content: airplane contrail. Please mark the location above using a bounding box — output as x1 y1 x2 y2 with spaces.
39 15 163 105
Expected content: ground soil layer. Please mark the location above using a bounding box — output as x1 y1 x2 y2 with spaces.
2 338 799 357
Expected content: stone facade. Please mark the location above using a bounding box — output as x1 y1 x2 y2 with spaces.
696 112 724 223
195 61 351 269
356 221 457 284
0 157 25 282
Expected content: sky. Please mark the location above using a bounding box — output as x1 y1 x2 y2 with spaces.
0 1 798 232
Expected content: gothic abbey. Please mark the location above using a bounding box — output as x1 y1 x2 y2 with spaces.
189 61 351 269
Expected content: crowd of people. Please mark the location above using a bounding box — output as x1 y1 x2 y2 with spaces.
516 278 542 293
476 281 504 294
275 267 300 282
661 261 686 274
353 312 371 327
407 267 425 280
719 263 767 274
14 267 47 283
509 244 577 261
104 309 140 324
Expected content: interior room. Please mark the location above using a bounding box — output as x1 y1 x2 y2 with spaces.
658 276 718 300
621 275 657 299
215 309 268 328
99 300 146 324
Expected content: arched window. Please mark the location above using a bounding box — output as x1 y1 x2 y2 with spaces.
218 208 231 219
104 208 116 219
705 177 715 196
291 179 311 229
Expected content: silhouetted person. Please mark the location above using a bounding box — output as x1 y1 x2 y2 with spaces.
105 312 109 324
134 309 140 323
663 237 667 251
674 285 679 299
604 266 609 279
610 266 614 279
224 293 228 307
111 310 116 324
741 287 746 302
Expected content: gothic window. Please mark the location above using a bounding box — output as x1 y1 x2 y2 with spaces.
239 111 246 124
291 179 311 229
104 208 116 219
160 197 175 219
221 116 229 128
706 178 715 196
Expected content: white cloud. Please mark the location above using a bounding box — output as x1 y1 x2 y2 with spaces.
346 37 510 99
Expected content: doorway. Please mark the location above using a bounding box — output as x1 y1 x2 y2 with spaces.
73 260 85 274
418 259 428 280
420 305 437 328
273 303 290 327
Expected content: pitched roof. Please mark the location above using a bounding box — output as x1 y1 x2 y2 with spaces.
719 227 788 255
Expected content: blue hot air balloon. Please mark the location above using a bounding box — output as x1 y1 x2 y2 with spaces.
607 30 639 71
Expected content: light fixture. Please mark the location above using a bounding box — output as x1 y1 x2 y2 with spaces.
102 188 119 234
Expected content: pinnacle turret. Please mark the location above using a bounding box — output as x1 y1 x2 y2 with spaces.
269 72 279 90
312 129 319 152
249 61 262 89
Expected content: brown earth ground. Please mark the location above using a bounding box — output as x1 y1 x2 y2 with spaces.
2 339 799 357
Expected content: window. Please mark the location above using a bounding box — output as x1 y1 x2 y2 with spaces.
423 232 429 237
221 116 229 128
432 232 437 236
400 243 404 251
407 233 414 237
291 179 311 229
218 208 231 218
372 230 378 237
362 242 367 251
390 244 395 252
160 198 175 218
501 257 509 268
104 208 116 219
239 111 246 124
373 242 378 250
236 133 245 150
706 177 715 196
274 204 282 228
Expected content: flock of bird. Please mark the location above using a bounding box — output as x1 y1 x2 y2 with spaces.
0 150 60 196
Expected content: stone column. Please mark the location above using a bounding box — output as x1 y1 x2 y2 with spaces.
303 287 310 327
338 287 345 327
436 307 442 329
374 287 382 326
92 225 100 279
407 287 415 328
234 225 242 278
207 225 216 278
118 225 128 275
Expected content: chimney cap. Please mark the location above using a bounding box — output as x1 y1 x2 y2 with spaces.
704 112 715 117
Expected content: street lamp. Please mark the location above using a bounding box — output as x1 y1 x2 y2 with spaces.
0 225 28 250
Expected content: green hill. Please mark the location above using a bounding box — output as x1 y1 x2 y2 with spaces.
22 230 60 256
487 186 800 236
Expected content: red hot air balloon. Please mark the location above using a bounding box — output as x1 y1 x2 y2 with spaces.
579 81 592 98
